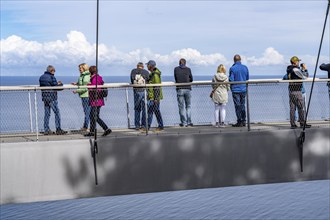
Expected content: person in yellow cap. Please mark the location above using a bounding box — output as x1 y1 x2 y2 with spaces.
286 56 311 129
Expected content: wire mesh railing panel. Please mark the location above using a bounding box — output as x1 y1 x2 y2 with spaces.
0 90 35 134
0 79 329 137
248 83 290 123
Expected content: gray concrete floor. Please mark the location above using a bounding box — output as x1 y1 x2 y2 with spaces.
1 120 329 143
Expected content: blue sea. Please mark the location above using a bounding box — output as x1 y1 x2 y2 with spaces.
1 180 329 219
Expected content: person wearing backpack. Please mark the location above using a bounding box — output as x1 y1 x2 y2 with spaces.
130 62 149 130
84 66 112 137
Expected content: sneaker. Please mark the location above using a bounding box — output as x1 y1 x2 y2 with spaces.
84 132 95 137
290 124 298 129
80 127 88 132
155 127 164 132
179 123 184 127
102 129 112 136
215 122 220 128
187 123 193 127
139 127 147 132
300 123 312 128
43 130 54 135
56 129 68 135
219 122 225 128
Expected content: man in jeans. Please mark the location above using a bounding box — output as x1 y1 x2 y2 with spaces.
229 54 249 127
286 56 311 129
174 58 193 127
39 65 67 135
130 62 149 130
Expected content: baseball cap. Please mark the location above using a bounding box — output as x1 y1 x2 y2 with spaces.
137 62 144 66
146 60 156 67
290 56 301 63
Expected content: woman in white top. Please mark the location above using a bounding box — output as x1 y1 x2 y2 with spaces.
211 64 230 127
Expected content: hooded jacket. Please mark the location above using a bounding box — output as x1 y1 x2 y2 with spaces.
286 65 309 92
88 74 105 107
212 72 230 104
148 67 163 101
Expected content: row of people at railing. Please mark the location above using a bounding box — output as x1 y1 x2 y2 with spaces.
39 55 330 135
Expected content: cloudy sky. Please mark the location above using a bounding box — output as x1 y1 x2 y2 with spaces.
1 0 329 76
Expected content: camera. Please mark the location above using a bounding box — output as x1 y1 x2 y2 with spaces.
300 63 304 68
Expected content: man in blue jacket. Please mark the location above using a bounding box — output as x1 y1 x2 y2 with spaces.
229 54 249 127
39 65 67 135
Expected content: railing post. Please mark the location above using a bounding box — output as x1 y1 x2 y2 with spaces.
144 86 148 135
34 87 39 141
246 82 250 131
125 88 131 129
28 91 33 132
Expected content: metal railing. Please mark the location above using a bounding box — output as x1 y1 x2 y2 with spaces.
0 78 329 137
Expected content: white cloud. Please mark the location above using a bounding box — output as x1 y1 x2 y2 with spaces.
2 31 327 75
246 47 285 66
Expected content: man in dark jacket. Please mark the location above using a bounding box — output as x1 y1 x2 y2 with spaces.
39 65 67 135
174 58 193 127
130 62 149 130
319 63 330 99
286 56 311 129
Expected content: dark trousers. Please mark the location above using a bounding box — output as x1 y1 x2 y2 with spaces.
147 100 164 128
232 92 246 124
89 106 108 133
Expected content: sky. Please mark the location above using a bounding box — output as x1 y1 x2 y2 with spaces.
1 0 330 76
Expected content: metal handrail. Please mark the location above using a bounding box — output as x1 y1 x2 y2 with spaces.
0 78 329 91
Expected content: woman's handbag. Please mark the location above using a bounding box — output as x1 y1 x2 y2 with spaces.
210 83 221 98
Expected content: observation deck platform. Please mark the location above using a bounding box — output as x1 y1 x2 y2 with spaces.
1 120 329 143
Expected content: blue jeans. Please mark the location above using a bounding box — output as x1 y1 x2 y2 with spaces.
148 100 164 128
134 90 146 128
176 89 192 125
43 100 61 132
81 97 91 128
232 92 246 124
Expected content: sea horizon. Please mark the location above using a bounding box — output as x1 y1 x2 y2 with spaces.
1 74 328 86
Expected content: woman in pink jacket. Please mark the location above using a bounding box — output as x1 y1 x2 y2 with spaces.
84 66 112 137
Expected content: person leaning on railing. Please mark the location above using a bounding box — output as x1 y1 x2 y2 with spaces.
39 65 68 135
